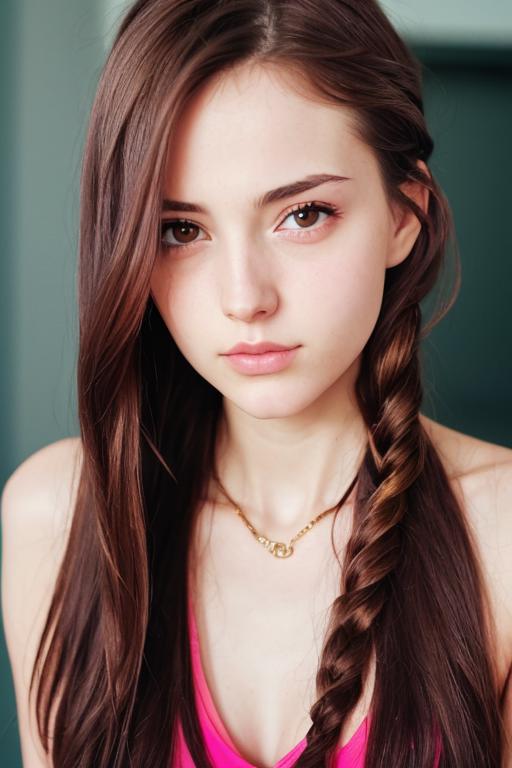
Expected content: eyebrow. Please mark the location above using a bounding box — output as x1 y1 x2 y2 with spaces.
161 173 351 214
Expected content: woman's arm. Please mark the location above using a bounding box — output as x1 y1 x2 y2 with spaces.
1 438 81 768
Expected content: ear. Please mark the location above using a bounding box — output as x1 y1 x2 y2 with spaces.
386 160 430 269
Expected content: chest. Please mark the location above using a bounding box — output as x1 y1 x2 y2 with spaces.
188 500 373 767
187 466 512 768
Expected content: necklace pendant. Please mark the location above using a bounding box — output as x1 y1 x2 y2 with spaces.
257 536 294 558
273 542 294 558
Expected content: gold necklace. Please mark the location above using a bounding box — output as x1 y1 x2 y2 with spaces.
211 465 359 559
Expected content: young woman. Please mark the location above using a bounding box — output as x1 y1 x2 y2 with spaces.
2 0 512 766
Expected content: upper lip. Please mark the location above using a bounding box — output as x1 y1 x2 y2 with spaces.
224 341 299 355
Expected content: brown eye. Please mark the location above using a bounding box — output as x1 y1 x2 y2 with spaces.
293 206 321 228
161 219 202 248
279 202 339 232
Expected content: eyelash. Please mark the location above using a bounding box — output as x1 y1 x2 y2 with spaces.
159 201 342 253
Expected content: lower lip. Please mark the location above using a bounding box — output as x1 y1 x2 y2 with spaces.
222 346 300 374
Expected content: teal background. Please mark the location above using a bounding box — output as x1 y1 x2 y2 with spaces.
0 1 511 764
1 1 106 764
419 45 512 442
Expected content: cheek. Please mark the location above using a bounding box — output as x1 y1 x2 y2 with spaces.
298 227 387 352
150 261 213 354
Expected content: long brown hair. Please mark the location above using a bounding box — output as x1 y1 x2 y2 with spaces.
30 1 506 766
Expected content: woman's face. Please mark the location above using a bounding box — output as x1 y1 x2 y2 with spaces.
150 61 418 419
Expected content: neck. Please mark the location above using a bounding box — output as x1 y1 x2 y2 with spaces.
209 366 368 538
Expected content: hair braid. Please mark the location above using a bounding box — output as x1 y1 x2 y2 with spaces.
295 302 425 767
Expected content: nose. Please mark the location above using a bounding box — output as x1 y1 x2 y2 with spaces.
219 243 279 323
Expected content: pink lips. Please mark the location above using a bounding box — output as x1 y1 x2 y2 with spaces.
224 341 297 355
221 342 301 375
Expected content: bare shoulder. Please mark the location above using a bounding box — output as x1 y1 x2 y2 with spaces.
419 414 512 536
2 436 83 531
419 411 512 569
419 414 512 559
1 436 83 768
419 413 512 685
419 412 512 480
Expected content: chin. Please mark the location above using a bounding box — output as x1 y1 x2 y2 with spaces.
222 383 324 421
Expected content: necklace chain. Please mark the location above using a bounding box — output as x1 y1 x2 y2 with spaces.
211 465 359 559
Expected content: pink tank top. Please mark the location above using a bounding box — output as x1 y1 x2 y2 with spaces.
171 594 442 767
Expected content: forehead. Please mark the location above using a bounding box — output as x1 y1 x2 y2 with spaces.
163 61 378 203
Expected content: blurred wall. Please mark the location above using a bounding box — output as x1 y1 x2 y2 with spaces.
382 0 512 44
419 46 512 442
0 2 105 764
1 0 107 486
0 2 18 756
0 1 511 766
